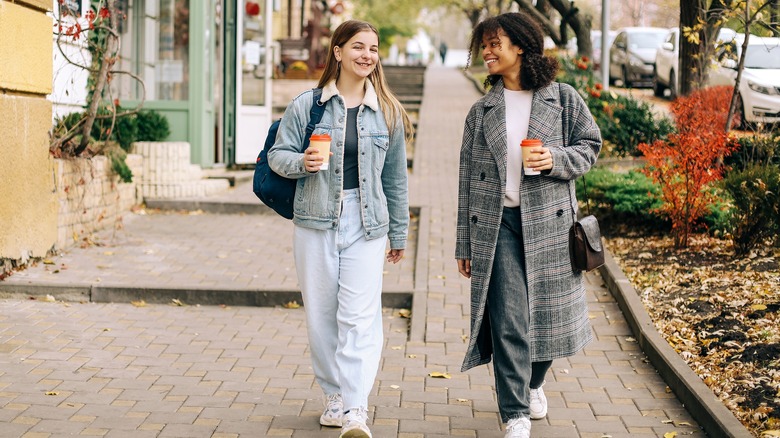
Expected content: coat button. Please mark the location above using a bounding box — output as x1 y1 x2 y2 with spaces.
480 172 486 181
335 169 340 174
471 215 478 224
557 209 564 217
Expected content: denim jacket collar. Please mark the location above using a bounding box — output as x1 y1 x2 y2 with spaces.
321 79 380 112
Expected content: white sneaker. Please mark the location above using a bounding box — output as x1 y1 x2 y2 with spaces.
320 393 343 427
505 416 531 438
529 382 548 420
339 408 372 438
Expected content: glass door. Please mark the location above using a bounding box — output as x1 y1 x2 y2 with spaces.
233 0 274 165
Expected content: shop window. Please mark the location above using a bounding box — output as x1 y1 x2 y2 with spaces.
112 0 190 102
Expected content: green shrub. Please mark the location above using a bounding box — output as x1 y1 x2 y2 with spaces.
725 134 779 172
720 164 780 255
135 110 170 143
576 167 666 233
557 54 674 158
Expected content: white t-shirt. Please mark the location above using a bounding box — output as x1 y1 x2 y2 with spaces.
504 89 533 207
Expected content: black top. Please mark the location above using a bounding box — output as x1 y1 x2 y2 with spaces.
343 106 360 190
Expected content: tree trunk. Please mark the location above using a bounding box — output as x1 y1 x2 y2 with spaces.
679 0 706 97
74 0 120 156
679 0 728 97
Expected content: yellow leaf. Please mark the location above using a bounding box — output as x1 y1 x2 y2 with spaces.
456 398 469 403
282 301 300 309
761 431 780 437
407 354 417 358
390 384 400 390
391 346 402 350
102 328 111 332
397 309 411 318
171 298 185 306
45 391 59 396
428 371 451 379
751 304 767 311
664 432 677 438
131 300 146 307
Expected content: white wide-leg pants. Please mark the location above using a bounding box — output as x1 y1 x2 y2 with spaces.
293 189 386 411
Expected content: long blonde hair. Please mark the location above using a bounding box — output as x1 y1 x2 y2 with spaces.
317 20 415 144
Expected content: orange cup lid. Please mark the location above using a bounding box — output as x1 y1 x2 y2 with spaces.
521 138 542 147
310 134 331 141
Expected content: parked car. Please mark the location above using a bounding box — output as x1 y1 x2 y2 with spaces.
653 27 737 99
609 27 668 88
706 34 780 128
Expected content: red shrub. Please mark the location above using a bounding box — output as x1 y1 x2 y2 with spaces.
638 86 739 248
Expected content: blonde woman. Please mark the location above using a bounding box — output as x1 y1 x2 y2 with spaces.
268 20 413 438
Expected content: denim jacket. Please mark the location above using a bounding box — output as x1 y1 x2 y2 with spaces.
268 80 409 249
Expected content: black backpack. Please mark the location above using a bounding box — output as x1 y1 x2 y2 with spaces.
253 88 326 219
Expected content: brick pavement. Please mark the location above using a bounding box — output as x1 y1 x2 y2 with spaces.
0 66 709 437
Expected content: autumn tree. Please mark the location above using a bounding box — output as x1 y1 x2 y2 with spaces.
512 0 594 57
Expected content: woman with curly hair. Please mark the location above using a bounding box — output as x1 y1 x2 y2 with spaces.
455 12 602 438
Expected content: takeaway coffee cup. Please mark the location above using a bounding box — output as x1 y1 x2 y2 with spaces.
309 133 332 170
521 138 542 175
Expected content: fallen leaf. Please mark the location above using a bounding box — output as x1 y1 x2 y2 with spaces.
43 295 56 302
761 431 780 437
397 309 411 318
390 384 400 390
282 301 300 309
131 300 146 307
103 251 114 256
456 398 469 403
45 391 59 396
428 371 451 379
664 432 677 438
391 346 402 350
750 304 767 311
43 259 55 265
407 354 417 358
171 298 185 306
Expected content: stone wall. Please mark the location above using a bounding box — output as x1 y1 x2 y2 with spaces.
132 142 229 199
54 155 143 250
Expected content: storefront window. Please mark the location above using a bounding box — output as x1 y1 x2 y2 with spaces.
112 0 190 102
157 0 189 100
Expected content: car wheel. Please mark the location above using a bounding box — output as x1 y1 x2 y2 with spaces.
668 70 677 100
653 67 665 97
622 66 632 88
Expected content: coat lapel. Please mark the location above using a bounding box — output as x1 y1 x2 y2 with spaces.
527 83 563 143
482 81 507 184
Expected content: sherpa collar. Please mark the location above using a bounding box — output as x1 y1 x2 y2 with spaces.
321 79 380 112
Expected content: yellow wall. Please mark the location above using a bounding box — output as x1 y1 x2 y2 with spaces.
0 1 57 263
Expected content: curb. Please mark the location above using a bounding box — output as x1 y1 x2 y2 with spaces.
144 199 274 215
598 248 753 438
0 282 412 309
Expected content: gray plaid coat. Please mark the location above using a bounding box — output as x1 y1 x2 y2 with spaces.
456 80 602 371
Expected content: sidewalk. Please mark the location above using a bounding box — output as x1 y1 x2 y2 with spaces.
0 67 713 437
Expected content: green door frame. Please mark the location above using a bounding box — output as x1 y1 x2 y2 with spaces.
222 0 237 166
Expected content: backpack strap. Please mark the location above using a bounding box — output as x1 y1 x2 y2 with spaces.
302 88 326 150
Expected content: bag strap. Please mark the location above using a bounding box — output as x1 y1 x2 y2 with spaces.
302 88 326 150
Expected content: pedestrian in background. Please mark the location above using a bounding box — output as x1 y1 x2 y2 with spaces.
455 12 602 438
268 19 413 438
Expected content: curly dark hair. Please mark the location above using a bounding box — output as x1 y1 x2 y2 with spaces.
466 12 559 91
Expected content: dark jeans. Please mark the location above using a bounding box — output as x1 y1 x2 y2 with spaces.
487 207 552 422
